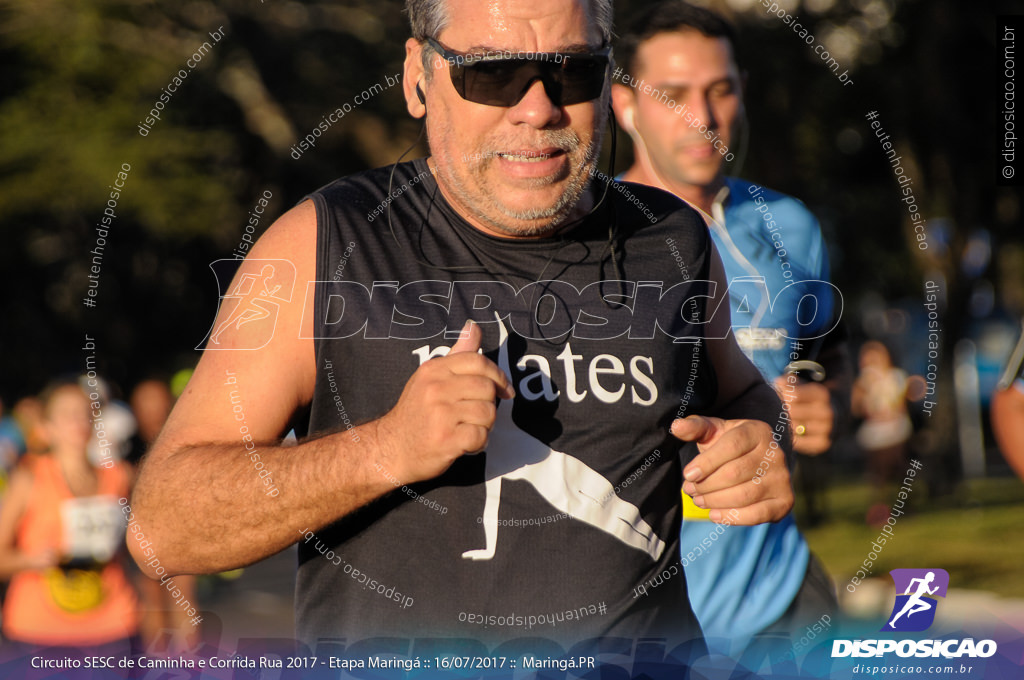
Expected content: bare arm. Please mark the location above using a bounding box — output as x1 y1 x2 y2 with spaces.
0 467 58 579
129 201 511 577
991 385 1024 482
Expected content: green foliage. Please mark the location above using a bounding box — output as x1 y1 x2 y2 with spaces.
0 0 236 236
803 477 1024 599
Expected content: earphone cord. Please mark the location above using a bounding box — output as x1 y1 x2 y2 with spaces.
602 106 623 299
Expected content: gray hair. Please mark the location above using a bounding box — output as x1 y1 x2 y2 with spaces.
406 0 449 42
406 0 614 74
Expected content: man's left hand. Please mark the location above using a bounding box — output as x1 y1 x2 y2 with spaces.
773 378 833 456
672 415 794 525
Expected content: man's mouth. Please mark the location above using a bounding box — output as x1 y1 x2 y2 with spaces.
497 150 557 161
500 153 548 162
481 144 573 180
497 148 562 162
677 142 715 159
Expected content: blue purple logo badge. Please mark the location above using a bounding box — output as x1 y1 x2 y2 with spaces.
882 568 949 632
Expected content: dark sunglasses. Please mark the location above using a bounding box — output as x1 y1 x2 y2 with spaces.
426 38 611 107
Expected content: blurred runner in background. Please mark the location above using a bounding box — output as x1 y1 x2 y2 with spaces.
991 321 1024 482
852 341 914 525
611 1 848 656
0 379 138 651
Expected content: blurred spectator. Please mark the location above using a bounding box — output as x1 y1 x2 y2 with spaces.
127 379 173 468
127 378 199 651
11 397 47 457
0 380 138 649
852 341 914 525
991 321 1024 482
80 376 136 467
0 399 25 491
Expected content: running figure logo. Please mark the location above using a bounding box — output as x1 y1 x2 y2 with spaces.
882 568 949 632
198 259 295 350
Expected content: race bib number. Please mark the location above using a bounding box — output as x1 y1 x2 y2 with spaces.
61 495 124 563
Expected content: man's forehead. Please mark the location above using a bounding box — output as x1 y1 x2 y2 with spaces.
442 0 601 49
636 30 739 80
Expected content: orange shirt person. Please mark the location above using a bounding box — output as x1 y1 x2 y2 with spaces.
0 381 138 648
992 322 1024 481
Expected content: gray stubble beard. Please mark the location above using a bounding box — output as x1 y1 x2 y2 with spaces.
431 116 607 238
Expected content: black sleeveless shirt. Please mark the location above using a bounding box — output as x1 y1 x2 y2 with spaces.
298 158 717 649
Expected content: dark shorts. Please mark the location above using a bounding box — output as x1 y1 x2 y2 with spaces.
764 552 838 635
725 555 838 668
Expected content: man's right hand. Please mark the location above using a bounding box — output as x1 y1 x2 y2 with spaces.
375 321 514 485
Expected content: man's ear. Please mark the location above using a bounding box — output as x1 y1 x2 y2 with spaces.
610 83 638 137
404 38 427 118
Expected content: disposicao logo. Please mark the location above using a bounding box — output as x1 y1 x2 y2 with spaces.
882 568 949 632
832 568 998 659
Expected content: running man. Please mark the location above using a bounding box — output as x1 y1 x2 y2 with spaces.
611 1 850 655
130 0 795 652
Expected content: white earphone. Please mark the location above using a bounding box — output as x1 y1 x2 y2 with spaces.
622 107 637 136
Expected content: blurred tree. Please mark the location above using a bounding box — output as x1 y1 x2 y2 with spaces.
0 0 413 400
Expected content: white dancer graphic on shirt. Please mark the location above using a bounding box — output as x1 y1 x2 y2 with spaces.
462 315 666 561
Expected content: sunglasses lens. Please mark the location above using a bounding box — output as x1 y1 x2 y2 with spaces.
460 60 541 107
454 54 608 107
559 55 608 105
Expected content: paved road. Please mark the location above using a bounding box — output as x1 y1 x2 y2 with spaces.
195 545 297 649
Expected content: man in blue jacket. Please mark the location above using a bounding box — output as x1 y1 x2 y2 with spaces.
612 1 850 657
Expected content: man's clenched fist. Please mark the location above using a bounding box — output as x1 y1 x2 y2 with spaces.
374 321 514 485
